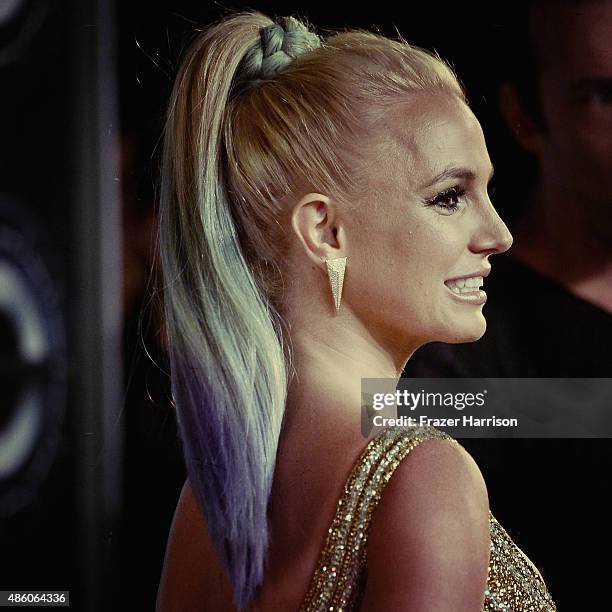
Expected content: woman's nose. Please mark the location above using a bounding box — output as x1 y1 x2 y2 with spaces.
470 203 513 256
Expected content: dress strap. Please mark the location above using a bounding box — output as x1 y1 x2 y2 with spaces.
299 425 456 611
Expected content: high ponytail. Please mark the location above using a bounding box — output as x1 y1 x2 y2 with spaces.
157 12 295 609
157 9 465 609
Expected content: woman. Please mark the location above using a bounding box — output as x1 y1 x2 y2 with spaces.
155 10 557 611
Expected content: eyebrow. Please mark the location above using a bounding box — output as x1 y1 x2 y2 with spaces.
422 165 495 189
569 78 612 95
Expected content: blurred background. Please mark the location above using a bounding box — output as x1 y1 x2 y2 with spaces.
1 0 602 610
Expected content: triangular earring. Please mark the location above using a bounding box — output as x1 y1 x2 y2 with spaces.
325 256 347 312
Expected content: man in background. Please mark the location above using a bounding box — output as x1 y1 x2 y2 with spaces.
404 1 612 607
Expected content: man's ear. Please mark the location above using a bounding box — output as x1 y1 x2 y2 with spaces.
497 82 544 154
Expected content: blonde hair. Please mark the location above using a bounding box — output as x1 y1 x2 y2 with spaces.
156 9 464 609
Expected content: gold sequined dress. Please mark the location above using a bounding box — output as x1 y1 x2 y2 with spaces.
299 425 557 611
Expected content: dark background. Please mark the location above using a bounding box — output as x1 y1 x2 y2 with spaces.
1 1 550 610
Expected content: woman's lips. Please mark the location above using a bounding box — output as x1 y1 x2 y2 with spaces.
444 276 486 305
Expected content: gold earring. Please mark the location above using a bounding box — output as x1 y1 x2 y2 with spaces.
325 256 347 312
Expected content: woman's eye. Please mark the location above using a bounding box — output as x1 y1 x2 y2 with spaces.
427 187 465 214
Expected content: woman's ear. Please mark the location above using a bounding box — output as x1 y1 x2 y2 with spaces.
497 82 544 155
290 193 345 267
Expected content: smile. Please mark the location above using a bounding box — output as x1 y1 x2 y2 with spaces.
444 276 484 294
444 276 487 305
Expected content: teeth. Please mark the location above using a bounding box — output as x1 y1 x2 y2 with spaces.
446 276 483 293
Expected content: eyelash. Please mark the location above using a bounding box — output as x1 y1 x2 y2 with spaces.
427 186 466 213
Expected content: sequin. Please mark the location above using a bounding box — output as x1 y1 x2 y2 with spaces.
298 425 556 611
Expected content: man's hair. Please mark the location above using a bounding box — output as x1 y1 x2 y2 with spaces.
502 0 606 128
504 2 541 125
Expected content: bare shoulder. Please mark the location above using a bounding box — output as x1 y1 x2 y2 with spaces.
361 436 491 611
156 479 236 612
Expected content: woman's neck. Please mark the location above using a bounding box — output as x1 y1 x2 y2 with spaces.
282 318 414 436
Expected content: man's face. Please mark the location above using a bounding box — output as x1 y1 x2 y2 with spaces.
531 1 612 238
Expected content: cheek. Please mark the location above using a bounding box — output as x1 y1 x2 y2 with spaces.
574 123 612 173
358 220 464 310
551 123 612 192
546 97 612 161
348 226 408 303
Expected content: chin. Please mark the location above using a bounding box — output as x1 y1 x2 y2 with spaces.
438 314 487 344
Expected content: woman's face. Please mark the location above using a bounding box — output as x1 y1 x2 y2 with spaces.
342 93 513 349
